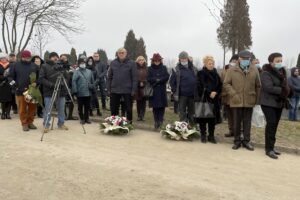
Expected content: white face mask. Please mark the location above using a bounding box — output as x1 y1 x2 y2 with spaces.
79 64 86 69
181 61 188 66
88 61 93 66
230 62 236 67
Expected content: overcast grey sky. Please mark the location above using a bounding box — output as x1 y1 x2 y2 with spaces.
44 0 300 67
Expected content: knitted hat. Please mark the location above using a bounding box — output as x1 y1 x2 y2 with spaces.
178 51 189 59
0 52 8 59
77 58 85 64
21 50 32 58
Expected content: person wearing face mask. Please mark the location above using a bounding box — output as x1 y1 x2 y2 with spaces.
147 53 170 130
107 48 137 124
9 50 39 131
31 55 45 118
224 50 261 151
288 67 300 121
39 52 69 133
169 51 197 124
195 56 222 143
260 53 291 159
72 58 95 124
86 56 102 117
221 54 238 137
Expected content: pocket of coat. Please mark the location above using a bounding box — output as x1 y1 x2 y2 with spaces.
231 94 241 104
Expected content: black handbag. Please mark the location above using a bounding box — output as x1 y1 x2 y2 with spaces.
144 82 153 98
194 89 215 118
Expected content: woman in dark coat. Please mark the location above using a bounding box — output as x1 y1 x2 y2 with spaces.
147 53 170 129
135 56 148 121
196 56 222 143
86 56 102 117
31 55 44 118
260 53 290 159
0 53 12 119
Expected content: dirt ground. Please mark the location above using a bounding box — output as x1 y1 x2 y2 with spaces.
0 118 300 200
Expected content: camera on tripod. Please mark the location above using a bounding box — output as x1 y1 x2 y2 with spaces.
54 62 70 72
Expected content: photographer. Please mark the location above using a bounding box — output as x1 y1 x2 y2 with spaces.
39 52 69 133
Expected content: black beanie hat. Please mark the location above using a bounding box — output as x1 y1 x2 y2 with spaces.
229 54 239 62
49 52 59 59
77 58 85 64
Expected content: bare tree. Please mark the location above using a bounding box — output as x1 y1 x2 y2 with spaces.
201 0 228 67
0 0 83 54
31 27 50 57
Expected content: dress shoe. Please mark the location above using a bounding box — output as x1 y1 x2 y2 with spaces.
1 114 5 120
85 119 92 124
201 134 207 143
5 114 11 119
232 143 241 150
207 136 217 144
273 149 281 155
266 151 278 159
28 124 37 129
242 142 254 151
225 133 234 137
22 125 29 132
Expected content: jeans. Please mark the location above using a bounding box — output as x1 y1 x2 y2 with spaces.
43 97 65 128
289 96 299 121
261 105 283 152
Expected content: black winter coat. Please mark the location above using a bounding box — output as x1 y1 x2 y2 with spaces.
0 64 12 102
196 67 222 121
147 64 170 108
39 61 69 97
9 61 39 96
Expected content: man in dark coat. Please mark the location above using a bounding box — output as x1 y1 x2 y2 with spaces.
93 52 107 110
39 52 69 133
107 48 137 123
9 50 39 131
170 51 197 124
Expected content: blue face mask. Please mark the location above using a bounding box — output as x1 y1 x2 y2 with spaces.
240 60 250 69
255 64 260 68
274 63 282 69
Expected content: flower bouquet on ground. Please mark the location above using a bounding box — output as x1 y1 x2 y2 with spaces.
100 116 134 135
161 121 198 141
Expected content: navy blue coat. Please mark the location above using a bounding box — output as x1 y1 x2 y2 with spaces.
147 64 170 108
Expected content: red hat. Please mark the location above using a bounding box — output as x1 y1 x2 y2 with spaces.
151 53 163 62
21 50 32 58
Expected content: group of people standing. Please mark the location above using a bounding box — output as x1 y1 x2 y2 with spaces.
0 47 299 159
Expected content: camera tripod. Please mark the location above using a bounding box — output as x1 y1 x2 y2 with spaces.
41 73 86 141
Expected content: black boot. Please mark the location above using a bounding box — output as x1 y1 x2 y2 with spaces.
89 109 94 117
5 113 11 119
207 134 217 144
201 133 207 143
96 109 102 116
154 121 159 130
1 113 5 120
